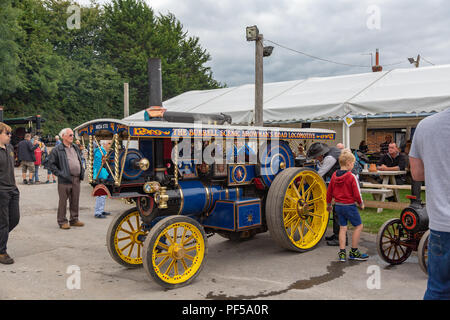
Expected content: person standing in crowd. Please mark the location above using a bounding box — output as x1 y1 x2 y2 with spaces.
358 140 369 154
55 135 61 146
409 107 450 300
41 143 56 184
0 123 20 264
48 128 85 230
306 142 343 246
379 135 392 154
327 150 368 262
336 143 345 150
93 140 112 219
17 133 39 185
33 136 42 184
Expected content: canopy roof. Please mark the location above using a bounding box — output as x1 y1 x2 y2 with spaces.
126 64 450 124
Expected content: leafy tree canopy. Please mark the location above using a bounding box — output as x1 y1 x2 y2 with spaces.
0 0 223 136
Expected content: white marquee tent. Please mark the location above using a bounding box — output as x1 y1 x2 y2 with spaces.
125 64 450 146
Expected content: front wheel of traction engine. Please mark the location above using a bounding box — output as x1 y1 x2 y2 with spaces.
266 167 329 252
143 216 208 289
106 208 149 268
376 218 412 265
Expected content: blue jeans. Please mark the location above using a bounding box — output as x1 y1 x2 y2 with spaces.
424 229 450 300
33 165 39 182
95 196 106 216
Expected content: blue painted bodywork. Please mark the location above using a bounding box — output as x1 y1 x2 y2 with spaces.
202 198 262 231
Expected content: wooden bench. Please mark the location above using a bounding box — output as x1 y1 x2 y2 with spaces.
360 188 393 213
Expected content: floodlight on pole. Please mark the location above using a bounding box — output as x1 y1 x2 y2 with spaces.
408 54 420 68
246 26 259 41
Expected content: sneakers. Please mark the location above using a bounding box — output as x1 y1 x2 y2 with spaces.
0 253 14 265
338 251 346 262
45 180 50 184
101 212 111 216
95 214 107 219
349 249 369 261
23 179 28 185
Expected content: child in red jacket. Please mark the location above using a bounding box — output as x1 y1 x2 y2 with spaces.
327 150 369 262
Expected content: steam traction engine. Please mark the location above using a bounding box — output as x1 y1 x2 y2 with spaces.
75 109 336 288
376 181 429 274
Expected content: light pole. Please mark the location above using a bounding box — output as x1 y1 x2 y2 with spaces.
408 54 421 68
246 25 273 127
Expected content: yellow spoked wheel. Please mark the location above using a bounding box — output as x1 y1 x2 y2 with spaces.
143 216 207 289
106 208 148 268
266 167 329 252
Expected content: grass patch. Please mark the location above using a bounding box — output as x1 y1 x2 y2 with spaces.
328 189 426 234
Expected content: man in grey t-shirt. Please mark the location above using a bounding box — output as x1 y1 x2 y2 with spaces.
409 107 450 300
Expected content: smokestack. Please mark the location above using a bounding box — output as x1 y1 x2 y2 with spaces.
148 58 162 107
147 58 165 180
0 106 3 123
372 49 383 72
36 115 41 134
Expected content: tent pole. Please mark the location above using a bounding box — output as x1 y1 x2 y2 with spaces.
342 121 346 148
346 125 350 149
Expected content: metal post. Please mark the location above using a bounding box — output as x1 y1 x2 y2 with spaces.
342 121 346 148
255 35 264 127
124 83 129 118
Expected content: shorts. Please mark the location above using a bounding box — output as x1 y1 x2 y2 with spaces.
21 161 35 174
335 204 362 227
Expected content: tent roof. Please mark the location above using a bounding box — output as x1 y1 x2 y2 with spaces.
125 64 450 124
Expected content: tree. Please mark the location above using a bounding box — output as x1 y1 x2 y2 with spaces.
101 0 222 113
0 0 223 135
0 0 24 96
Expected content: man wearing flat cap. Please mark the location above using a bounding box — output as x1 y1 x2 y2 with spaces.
307 142 343 246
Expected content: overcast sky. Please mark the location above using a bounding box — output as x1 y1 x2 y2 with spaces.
79 0 450 87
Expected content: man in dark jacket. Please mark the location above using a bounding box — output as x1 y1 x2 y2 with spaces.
0 123 20 264
48 128 85 229
17 133 38 184
307 142 344 246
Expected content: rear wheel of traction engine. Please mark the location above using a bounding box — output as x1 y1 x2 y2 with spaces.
376 218 412 265
418 230 430 275
143 215 208 289
266 167 329 252
106 208 149 268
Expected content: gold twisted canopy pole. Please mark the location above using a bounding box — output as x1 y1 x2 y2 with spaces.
88 135 93 183
114 133 120 186
174 139 178 186
118 134 131 185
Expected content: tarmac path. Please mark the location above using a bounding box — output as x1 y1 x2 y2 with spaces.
0 169 428 300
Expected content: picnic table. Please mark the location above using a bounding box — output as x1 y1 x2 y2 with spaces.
359 170 407 213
